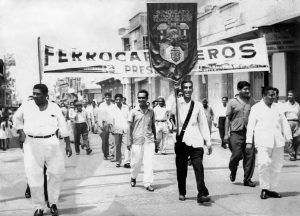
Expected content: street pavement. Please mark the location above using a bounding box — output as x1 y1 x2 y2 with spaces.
0 131 300 216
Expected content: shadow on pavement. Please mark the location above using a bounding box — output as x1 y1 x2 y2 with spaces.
233 180 259 186
0 196 24 203
281 191 300 197
59 205 97 215
98 200 136 216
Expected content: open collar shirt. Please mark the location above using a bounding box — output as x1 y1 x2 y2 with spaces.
128 106 155 145
13 100 69 137
284 101 300 121
226 96 256 132
246 100 292 148
176 98 211 147
153 105 169 121
112 104 130 134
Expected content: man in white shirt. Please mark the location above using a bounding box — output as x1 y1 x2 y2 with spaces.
246 86 292 199
283 90 300 161
13 84 72 216
97 92 115 160
111 94 130 167
153 96 169 154
174 81 212 204
214 97 228 149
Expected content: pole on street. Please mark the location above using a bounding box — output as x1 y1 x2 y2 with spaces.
37 37 43 84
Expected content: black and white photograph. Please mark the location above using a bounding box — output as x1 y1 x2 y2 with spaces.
0 0 300 215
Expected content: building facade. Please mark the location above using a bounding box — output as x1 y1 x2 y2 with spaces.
196 0 300 108
118 0 300 108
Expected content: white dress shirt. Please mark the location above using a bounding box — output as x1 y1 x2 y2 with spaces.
153 105 169 121
112 104 129 133
246 100 292 148
175 98 211 147
13 100 69 137
214 104 227 124
97 102 115 125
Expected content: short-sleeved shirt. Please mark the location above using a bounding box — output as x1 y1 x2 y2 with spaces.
13 100 69 137
226 97 256 132
128 106 155 145
283 101 300 121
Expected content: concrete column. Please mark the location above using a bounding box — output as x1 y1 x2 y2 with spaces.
272 52 287 98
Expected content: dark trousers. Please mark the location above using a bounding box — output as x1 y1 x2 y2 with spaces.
74 122 90 153
229 131 255 182
218 117 226 146
100 124 109 157
175 143 209 197
114 134 123 164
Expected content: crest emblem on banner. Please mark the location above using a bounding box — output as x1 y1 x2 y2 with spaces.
148 3 197 81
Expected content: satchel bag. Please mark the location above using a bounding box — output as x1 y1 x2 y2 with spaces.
175 100 195 144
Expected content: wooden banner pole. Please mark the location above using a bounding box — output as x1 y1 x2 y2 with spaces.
37 37 43 84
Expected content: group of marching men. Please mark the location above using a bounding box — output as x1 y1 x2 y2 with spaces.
12 80 299 216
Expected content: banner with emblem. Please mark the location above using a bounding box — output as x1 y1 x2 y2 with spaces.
147 3 198 81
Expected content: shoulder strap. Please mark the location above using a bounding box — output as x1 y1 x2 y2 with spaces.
178 100 195 140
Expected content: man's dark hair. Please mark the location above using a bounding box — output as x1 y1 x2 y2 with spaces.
114 93 123 99
288 89 295 94
262 86 274 96
181 80 193 90
138 89 149 98
104 92 112 97
222 96 228 100
273 87 279 96
237 81 250 90
33 84 48 95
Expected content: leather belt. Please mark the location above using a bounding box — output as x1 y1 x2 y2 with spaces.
156 120 166 122
28 133 56 138
288 119 299 122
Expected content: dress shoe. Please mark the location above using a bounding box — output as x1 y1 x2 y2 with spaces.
116 163 121 168
289 157 296 161
103 156 109 160
50 204 59 216
267 190 282 198
179 194 186 201
25 185 31 198
244 180 256 187
230 171 236 182
86 148 92 155
260 190 268 199
124 163 131 168
197 195 211 203
34 209 44 216
146 185 155 192
130 178 136 187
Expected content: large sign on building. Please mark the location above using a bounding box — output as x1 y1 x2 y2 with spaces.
42 38 269 77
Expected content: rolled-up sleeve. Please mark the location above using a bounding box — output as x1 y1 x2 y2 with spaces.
56 105 69 137
13 105 24 130
198 106 211 146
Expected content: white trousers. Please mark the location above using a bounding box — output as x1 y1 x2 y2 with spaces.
124 146 131 164
257 146 284 190
156 122 169 153
130 141 155 187
23 136 65 209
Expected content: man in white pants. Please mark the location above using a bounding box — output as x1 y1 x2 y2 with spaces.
246 86 292 199
153 96 169 155
13 84 72 216
127 89 159 192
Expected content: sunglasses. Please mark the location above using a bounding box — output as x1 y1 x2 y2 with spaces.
138 97 146 99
